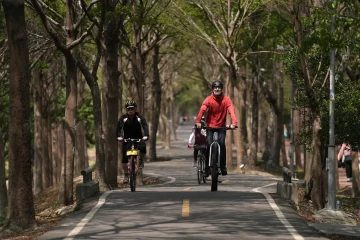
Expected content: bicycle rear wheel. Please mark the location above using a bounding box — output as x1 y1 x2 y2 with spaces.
129 156 136 192
211 145 218 192
197 153 206 184
199 154 207 184
197 155 202 184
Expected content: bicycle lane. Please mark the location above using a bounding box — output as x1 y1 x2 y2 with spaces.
38 158 328 240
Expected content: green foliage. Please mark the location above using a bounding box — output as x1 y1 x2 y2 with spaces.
321 79 360 149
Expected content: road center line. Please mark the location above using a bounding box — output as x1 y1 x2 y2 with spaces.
252 183 304 240
64 191 112 240
182 199 190 217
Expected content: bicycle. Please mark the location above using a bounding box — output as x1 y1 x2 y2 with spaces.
123 138 143 192
205 126 236 192
191 144 207 184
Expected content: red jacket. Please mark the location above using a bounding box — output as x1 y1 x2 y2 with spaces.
196 94 237 128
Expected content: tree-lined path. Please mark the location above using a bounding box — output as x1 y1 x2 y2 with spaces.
38 122 327 240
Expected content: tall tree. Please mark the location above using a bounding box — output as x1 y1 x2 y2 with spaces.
0 134 7 217
1 0 36 231
30 0 101 204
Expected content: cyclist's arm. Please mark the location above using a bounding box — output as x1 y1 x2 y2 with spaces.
196 98 209 123
140 115 149 137
226 97 238 126
116 115 125 138
188 131 195 144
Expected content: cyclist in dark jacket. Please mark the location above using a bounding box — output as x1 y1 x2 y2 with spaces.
116 100 149 181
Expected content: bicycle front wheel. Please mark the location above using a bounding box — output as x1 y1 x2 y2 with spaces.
129 157 136 192
211 145 218 192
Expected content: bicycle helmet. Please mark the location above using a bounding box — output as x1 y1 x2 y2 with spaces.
125 100 137 109
211 80 224 89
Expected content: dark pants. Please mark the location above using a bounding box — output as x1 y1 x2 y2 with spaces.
345 160 352 178
193 149 198 162
122 142 146 163
205 129 226 169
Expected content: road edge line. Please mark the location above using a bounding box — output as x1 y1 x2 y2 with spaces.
252 183 304 240
64 190 113 240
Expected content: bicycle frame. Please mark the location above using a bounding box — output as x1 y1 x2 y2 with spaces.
124 138 143 192
208 134 221 168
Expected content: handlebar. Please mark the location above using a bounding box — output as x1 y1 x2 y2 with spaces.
197 125 238 130
123 138 144 143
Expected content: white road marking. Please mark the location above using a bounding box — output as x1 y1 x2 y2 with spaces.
65 172 176 238
64 191 112 240
252 183 304 240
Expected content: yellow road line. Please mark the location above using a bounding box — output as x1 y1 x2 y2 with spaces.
183 187 191 191
182 199 190 217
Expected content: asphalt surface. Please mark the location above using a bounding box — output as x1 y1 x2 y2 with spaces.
38 122 329 240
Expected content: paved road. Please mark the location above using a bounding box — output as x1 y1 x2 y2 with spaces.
39 122 329 240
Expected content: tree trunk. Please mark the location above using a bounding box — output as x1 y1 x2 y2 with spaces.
60 55 77 206
52 122 64 185
33 68 43 194
41 96 51 189
309 117 325 211
131 0 146 114
233 83 242 167
238 66 248 167
270 62 284 167
2 0 36 229
75 121 88 175
352 152 360 197
77 59 109 191
103 20 120 189
249 60 259 167
294 110 302 169
149 40 162 161
225 76 233 170
0 134 7 216
118 55 123 176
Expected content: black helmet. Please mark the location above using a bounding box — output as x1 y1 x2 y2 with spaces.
211 80 224 89
125 100 137 109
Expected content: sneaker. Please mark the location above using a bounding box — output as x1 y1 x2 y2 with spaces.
123 173 129 183
221 168 228 176
206 175 212 181
240 164 245 169
139 159 144 169
193 161 197 167
347 178 352 182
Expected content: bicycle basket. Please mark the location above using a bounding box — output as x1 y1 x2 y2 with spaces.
126 150 139 156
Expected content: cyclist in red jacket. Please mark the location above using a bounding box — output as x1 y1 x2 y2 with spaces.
195 80 237 176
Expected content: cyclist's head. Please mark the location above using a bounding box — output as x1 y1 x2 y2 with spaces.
211 80 224 96
125 100 137 114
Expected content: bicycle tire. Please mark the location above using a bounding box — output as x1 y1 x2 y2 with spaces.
197 155 202 184
129 156 136 192
197 153 206 184
211 144 218 192
201 157 207 184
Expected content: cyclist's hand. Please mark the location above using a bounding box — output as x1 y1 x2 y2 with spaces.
230 124 237 129
117 137 124 142
195 123 201 129
142 136 149 141
188 143 193 148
